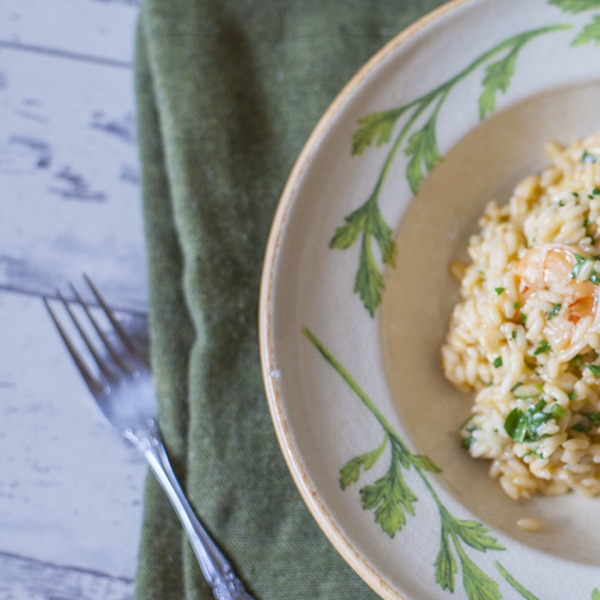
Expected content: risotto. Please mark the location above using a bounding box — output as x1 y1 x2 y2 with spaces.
442 132 600 500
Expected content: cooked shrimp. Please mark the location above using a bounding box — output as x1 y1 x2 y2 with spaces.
513 243 600 360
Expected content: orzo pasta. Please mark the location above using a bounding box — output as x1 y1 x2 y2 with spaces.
442 132 600 499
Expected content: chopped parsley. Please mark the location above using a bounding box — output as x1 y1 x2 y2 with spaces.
570 355 584 368
582 149 598 164
547 303 561 319
494 287 505 295
568 391 578 401
594 187 600 196
523 449 544 459
571 254 600 285
504 399 555 443
460 417 477 449
533 340 552 356
586 363 600 378
493 356 503 368
559 200 566 207
572 421 592 433
572 191 580 198
520 312 527 326
569 412 600 433
588 411 600 426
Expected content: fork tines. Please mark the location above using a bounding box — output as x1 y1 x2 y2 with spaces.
43 276 141 398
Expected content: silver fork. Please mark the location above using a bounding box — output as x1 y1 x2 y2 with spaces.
44 275 254 600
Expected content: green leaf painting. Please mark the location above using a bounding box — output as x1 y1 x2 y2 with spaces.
458 544 502 600
303 327 510 598
329 194 397 317
495 563 540 600
360 447 418 537
331 23 572 316
479 49 519 119
339 435 387 490
304 325 600 597
573 14 600 45
311 1 600 596
352 108 408 155
550 0 600 46
435 505 505 598
404 107 443 193
550 0 600 13
435 523 458 591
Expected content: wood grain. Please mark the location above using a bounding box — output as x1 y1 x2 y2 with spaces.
0 551 134 600
0 1 148 597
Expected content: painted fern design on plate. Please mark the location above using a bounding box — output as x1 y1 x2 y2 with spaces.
330 23 571 317
549 0 600 13
573 16 600 45
302 326 547 599
550 0 600 45
495 562 540 600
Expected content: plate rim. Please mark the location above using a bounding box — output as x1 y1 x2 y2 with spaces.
258 0 476 597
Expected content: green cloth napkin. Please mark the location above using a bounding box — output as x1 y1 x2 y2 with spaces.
134 0 446 597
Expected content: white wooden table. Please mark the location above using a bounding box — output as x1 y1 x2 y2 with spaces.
0 1 147 597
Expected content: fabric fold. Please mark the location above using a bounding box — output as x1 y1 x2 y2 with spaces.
134 1 444 597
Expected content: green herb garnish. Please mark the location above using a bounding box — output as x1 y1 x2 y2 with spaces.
588 412 600 426
494 287 505 295
583 149 597 164
547 303 562 319
570 355 584 368
504 399 554 443
572 422 592 433
493 356 503 368
570 254 600 285
571 253 587 279
460 417 479 449
533 340 552 355
586 363 600 378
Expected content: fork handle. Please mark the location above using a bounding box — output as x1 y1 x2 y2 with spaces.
125 420 255 600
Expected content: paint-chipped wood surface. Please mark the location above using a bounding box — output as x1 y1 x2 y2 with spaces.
1 1 146 597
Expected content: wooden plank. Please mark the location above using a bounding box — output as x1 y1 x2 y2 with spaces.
0 289 147 579
0 551 134 600
1 1 150 590
0 45 148 311
0 0 139 66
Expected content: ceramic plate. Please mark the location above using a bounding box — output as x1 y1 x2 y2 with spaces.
259 1 600 597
